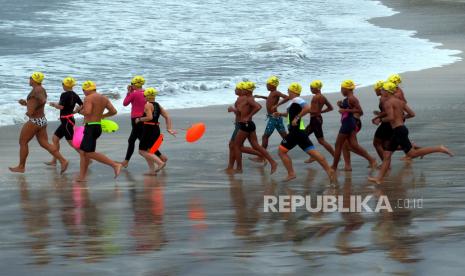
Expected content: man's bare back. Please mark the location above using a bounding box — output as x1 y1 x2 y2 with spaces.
82 92 117 122
382 96 414 128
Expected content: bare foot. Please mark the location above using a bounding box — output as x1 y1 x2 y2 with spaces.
440 145 454 157
328 169 337 183
234 169 243 174
60 160 69 174
9 166 25 173
44 161 56 166
224 168 235 175
249 157 264 163
113 163 122 179
155 162 166 172
367 176 382 185
144 171 157 176
120 160 129 168
270 162 278 175
283 174 296 182
304 157 316 164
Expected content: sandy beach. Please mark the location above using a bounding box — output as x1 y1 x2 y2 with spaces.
1 0 465 274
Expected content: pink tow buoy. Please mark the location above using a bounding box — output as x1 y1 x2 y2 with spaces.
72 126 85 149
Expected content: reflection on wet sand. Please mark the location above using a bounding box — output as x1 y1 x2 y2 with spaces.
18 175 51 265
373 164 420 263
129 176 166 253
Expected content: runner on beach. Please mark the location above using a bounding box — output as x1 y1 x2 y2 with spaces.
9 72 69 174
368 82 453 184
77 80 121 182
251 76 288 163
274 82 335 182
225 82 264 174
45 77 83 166
332 80 377 171
371 80 393 162
136 87 177 175
304 80 335 164
233 81 278 174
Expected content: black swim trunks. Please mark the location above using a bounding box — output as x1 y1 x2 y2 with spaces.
386 125 412 153
280 129 315 152
238 121 256 133
55 117 75 140
374 122 393 141
305 115 324 139
139 124 161 151
80 123 102 153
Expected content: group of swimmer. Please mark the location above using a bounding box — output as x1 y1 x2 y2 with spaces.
225 75 453 183
9 73 175 182
8 72 453 184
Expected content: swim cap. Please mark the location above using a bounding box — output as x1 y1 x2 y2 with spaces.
31 72 44 84
131 75 145 88
388 74 402 85
243 81 256 92
82 80 97 91
374 80 384 91
383 81 397 94
62 76 76 88
144 87 158 97
235 82 244 90
288 82 302 95
310 80 323 89
267 76 279 87
341 79 355 90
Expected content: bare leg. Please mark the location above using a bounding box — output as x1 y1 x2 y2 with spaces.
407 145 453 158
78 151 90 182
278 148 296 181
373 137 384 161
250 134 269 163
248 132 278 174
346 133 377 169
342 141 352 171
307 149 336 183
332 134 348 170
85 152 121 179
225 141 236 174
233 131 249 173
139 150 157 175
9 122 37 173
36 127 69 174
368 151 393 184
44 135 60 166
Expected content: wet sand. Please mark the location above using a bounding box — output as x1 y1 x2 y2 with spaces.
1 0 465 274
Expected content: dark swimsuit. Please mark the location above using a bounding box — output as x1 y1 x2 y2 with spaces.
305 115 324 139
280 98 315 152
374 102 393 141
339 98 357 135
54 91 82 140
80 122 102 153
238 121 256 133
139 101 162 157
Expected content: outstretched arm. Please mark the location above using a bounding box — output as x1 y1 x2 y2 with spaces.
160 106 177 136
254 95 268 100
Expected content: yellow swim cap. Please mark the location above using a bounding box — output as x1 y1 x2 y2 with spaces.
31 72 44 84
341 79 356 90
267 76 279 87
131 75 145 88
243 81 256 92
82 80 96 91
388 74 402 85
383 81 397 94
288 82 302 95
374 80 384 91
236 82 244 90
310 80 323 89
62 76 76 88
144 87 158 97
